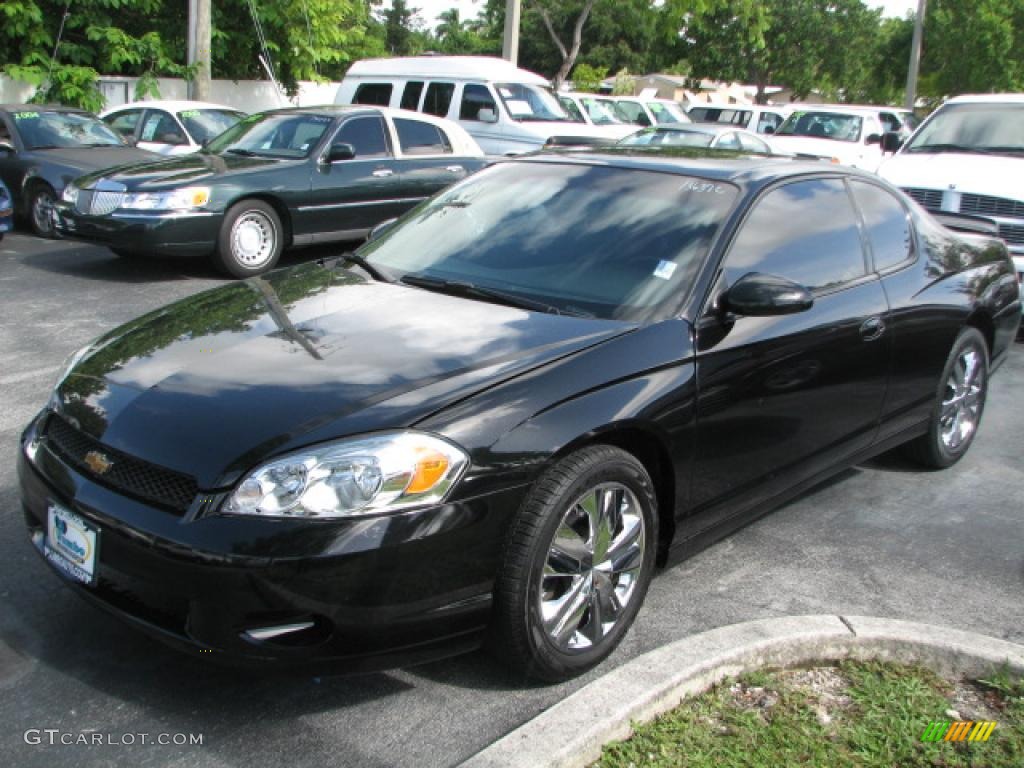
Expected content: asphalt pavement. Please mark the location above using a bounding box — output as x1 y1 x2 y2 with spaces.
1 232 1021 768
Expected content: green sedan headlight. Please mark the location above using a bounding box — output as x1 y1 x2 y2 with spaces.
222 432 469 518
119 186 211 212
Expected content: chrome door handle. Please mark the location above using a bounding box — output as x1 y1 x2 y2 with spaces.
372 169 394 178
446 165 465 173
860 316 886 341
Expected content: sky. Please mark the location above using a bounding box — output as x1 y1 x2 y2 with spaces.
395 0 921 28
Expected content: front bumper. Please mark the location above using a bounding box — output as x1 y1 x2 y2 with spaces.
18 413 524 670
54 201 220 257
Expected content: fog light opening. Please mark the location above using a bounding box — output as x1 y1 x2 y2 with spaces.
240 614 332 647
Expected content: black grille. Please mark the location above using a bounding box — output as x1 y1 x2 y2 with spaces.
998 223 1024 246
903 187 943 211
43 415 198 514
960 193 1024 220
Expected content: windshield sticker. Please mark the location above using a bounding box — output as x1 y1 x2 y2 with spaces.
179 110 200 118
14 111 40 120
682 180 727 195
653 260 678 280
505 99 533 117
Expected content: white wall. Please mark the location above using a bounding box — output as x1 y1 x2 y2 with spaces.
0 74 340 113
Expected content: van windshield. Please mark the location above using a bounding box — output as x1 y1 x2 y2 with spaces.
494 83 569 122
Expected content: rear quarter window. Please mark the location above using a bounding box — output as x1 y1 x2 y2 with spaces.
395 118 452 155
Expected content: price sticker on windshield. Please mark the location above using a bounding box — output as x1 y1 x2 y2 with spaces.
14 111 40 120
653 260 678 280
179 110 200 118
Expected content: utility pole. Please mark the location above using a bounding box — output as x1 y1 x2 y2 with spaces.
187 0 212 101
502 0 521 66
905 0 927 111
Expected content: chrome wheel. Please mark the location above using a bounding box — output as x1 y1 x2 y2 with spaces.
939 347 984 451
230 210 276 268
31 188 56 236
538 482 646 651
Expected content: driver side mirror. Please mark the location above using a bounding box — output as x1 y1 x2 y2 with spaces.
477 108 498 124
721 273 814 317
326 142 355 163
367 217 398 242
880 132 903 153
865 133 883 146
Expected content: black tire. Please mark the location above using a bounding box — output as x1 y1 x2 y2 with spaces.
110 247 142 259
490 445 659 682
28 184 58 238
904 327 989 469
214 200 283 278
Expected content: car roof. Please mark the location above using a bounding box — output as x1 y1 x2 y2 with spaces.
346 56 550 86
101 100 244 115
0 103 86 114
689 102 787 110
253 104 461 128
788 103 909 115
945 93 1024 104
519 147 873 189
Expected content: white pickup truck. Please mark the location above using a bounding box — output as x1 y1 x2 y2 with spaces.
878 94 1024 309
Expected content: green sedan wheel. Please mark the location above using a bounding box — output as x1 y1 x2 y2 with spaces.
215 200 283 278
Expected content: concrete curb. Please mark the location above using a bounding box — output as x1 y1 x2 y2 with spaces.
460 615 1024 768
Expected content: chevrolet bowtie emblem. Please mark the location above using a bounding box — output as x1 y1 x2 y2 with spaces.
84 451 113 475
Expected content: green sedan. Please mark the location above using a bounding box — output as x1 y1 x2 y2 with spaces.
55 105 487 277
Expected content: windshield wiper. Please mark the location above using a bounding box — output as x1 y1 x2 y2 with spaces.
339 251 393 283
225 147 259 157
400 274 573 315
906 143 995 154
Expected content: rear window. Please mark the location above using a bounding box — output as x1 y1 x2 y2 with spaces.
395 118 451 155
353 83 393 106
423 82 455 118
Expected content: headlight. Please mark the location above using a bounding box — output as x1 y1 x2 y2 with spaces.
222 432 469 518
119 186 210 211
61 185 79 204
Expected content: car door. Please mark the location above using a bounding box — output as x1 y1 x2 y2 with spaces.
390 116 470 203
303 114 403 240
137 109 192 155
690 177 890 523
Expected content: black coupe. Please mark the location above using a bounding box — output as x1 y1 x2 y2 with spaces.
19 150 1020 681
0 104 157 237
55 105 488 277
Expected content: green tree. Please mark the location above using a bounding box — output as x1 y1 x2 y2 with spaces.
570 62 607 92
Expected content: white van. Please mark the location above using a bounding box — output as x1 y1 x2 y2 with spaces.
878 93 1024 300
336 56 616 155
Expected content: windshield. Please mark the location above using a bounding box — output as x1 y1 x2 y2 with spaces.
904 102 1024 156
11 110 123 149
580 97 623 126
647 101 687 124
361 162 737 322
204 112 333 158
178 109 246 145
494 83 569 122
776 111 863 143
619 128 714 148
558 97 586 123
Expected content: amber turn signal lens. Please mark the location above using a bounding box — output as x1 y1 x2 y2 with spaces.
406 449 450 494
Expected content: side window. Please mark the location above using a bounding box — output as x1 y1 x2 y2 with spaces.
559 97 584 122
737 133 770 153
394 118 451 155
140 111 187 144
353 83 393 106
334 116 389 158
879 113 899 133
105 109 142 137
616 101 650 126
725 178 867 292
757 112 782 134
716 132 741 150
850 181 913 271
460 84 498 121
422 82 455 118
400 81 424 111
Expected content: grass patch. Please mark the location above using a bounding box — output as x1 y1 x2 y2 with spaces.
594 660 1024 768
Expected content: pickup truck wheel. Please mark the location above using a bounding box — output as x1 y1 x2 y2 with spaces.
29 184 58 238
215 200 282 277
904 327 988 469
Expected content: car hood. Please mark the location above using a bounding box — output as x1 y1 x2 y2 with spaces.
54 262 634 488
878 152 1024 202
28 146 159 188
768 136 861 162
72 152 291 192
